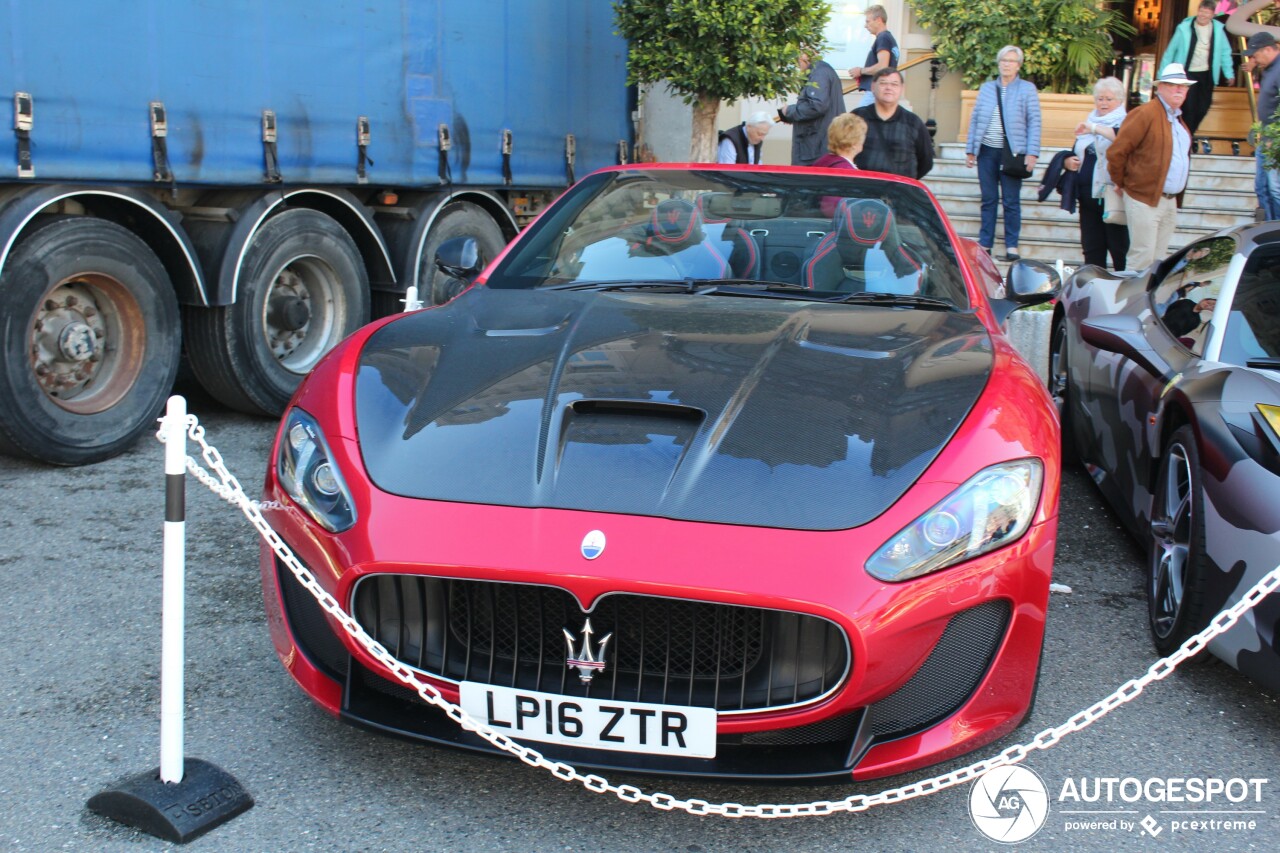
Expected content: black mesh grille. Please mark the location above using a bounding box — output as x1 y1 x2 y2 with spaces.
865 599 1011 738
739 711 861 746
351 576 849 713
277 558 349 680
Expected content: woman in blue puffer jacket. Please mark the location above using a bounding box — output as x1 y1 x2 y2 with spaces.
965 45 1041 261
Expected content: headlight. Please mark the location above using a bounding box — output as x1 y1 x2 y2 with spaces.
277 408 357 533
1259 404 1280 440
866 459 1043 582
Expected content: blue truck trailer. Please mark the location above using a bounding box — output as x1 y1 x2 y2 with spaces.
0 0 632 464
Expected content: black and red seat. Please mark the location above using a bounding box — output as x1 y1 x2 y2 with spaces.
801 198 921 293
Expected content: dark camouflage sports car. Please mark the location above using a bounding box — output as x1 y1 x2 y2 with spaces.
1051 224 1280 692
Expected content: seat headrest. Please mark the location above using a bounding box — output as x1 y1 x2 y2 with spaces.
834 198 895 248
831 198 918 279
647 198 704 248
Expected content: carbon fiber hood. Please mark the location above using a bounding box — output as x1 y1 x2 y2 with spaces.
354 287 993 530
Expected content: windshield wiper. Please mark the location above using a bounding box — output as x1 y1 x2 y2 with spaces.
696 279 807 290
542 278 811 296
833 292 957 311
541 280 700 292
1247 357 1280 369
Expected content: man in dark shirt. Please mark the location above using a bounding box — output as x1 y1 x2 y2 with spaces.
852 69 934 179
847 5 898 108
778 48 846 166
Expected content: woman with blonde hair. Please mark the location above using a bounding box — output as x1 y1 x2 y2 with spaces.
813 113 868 170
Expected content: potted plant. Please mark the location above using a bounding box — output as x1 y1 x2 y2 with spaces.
912 0 1134 146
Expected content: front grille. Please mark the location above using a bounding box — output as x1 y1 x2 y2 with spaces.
739 711 862 746
351 576 849 713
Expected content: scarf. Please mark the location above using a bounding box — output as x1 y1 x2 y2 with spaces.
1074 106 1126 195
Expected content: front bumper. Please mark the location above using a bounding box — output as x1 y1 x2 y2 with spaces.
261 505 1055 782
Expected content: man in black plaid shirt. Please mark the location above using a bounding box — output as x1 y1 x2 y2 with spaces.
852 69 934 180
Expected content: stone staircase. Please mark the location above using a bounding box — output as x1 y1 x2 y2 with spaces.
926 142 1259 266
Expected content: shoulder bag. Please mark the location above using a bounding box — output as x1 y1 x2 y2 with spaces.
996 83 1033 180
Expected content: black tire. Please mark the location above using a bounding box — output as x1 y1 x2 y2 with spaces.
184 208 370 416
1048 317 1077 462
1148 425 1212 655
420 201 506 305
0 216 180 465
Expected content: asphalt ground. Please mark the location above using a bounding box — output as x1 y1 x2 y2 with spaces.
1 389 1277 852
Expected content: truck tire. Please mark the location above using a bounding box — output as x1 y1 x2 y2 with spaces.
184 208 369 416
421 201 506 305
0 216 180 465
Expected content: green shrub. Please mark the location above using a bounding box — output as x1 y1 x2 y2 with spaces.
912 0 1134 93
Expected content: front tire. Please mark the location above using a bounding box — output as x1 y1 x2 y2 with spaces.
0 217 180 465
184 208 370 416
1148 425 1211 655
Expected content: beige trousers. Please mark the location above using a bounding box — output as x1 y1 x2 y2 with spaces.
1123 194 1179 272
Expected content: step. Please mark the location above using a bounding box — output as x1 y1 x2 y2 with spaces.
927 177 1258 210
926 161 1258 195
927 140 1260 270
936 141 1255 169
933 195 1255 233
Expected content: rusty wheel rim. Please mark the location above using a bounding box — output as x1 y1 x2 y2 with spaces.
28 273 145 414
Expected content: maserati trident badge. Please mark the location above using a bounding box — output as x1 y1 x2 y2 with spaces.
580 529 606 560
563 618 612 683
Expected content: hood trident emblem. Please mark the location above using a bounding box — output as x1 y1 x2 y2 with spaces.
563 618 612 683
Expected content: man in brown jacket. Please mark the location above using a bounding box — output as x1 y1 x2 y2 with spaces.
1106 63 1196 271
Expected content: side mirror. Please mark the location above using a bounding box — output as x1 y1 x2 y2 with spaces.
1006 259 1060 304
1080 314 1172 379
990 259 1061 325
434 236 483 282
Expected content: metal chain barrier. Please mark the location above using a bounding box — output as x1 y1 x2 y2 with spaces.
160 414 1280 819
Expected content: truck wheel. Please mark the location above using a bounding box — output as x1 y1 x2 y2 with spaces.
0 217 179 465
420 202 506 305
185 208 369 416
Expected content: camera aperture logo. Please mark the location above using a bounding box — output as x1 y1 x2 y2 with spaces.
969 766 1051 843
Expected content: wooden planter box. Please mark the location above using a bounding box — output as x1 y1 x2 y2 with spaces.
957 88 1255 154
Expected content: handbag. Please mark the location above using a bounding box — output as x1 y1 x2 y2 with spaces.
1001 143 1033 180
996 84 1033 180
1101 184 1127 225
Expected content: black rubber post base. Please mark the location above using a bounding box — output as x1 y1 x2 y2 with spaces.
87 757 253 843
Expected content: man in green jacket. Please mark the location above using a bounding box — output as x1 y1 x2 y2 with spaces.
1107 64 1196 270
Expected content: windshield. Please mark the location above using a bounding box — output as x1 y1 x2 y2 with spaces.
1220 244 1280 366
485 168 970 309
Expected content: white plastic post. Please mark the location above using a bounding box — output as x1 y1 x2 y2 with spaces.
160 395 186 784
402 284 423 312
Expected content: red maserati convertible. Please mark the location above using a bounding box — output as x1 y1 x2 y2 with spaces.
259 164 1061 782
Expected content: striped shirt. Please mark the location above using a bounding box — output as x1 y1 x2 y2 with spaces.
982 84 1006 148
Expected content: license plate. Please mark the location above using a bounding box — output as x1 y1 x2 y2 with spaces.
459 682 717 759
